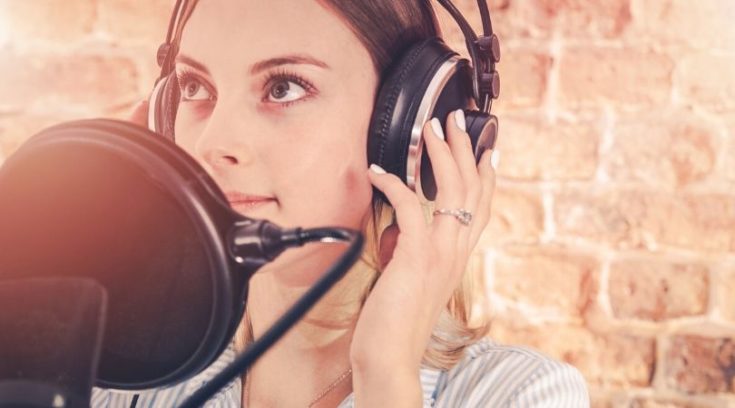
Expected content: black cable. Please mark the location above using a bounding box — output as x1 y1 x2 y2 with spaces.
178 228 364 408
477 0 492 36
436 0 478 43
435 0 494 112
165 0 185 45
436 0 481 66
129 394 139 408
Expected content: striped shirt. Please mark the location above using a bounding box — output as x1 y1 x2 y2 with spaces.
92 338 589 407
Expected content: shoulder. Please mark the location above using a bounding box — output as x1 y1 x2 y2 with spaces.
430 338 589 407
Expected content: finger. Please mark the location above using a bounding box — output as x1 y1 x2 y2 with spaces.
468 148 497 249
423 118 467 243
443 110 482 261
368 164 426 237
129 100 149 127
446 110 481 208
423 118 465 208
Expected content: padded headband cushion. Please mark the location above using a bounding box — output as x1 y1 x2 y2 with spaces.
367 37 458 182
160 73 181 141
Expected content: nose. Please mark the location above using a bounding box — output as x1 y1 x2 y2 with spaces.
194 103 256 170
201 146 239 167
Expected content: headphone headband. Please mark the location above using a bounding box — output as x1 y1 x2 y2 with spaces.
155 0 499 112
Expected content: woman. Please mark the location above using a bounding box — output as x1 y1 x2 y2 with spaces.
93 0 589 406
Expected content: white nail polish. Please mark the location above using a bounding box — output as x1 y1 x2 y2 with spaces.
369 163 387 174
430 118 445 140
455 109 466 132
491 150 500 169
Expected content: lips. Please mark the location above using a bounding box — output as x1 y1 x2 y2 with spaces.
224 191 276 210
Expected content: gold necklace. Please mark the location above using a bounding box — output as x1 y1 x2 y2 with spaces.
244 367 353 408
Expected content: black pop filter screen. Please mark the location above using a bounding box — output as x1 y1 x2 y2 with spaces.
0 137 214 385
0 278 106 406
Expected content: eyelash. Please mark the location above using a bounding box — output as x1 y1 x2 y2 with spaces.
263 68 317 107
175 68 215 101
174 67 317 108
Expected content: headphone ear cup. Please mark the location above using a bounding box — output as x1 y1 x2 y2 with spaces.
160 73 181 141
368 40 433 180
368 38 472 202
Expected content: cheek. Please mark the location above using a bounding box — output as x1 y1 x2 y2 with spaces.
173 110 200 152
294 160 372 228
341 164 371 200
334 164 373 225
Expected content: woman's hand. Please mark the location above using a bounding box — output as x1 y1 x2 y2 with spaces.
351 110 496 406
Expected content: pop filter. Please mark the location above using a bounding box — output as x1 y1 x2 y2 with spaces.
0 119 363 393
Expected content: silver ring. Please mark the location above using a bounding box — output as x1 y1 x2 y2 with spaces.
432 208 473 225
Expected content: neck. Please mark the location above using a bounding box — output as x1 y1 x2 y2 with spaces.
237 245 376 406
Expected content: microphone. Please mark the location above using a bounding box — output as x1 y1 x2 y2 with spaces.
0 119 363 399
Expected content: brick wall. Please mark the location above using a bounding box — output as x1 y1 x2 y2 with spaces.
1 1 733 406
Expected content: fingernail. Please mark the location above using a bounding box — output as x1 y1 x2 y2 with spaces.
369 163 387 174
455 109 466 132
430 118 445 141
491 150 500 169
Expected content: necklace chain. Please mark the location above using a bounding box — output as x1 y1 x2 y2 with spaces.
244 367 352 408
307 367 352 408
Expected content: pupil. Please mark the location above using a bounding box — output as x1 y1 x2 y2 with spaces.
186 83 198 97
272 82 289 99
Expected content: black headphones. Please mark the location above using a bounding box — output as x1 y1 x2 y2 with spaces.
148 0 500 202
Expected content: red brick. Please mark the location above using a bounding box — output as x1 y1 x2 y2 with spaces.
676 53 735 113
558 47 673 109
0 51 140 113
455 0 555 40
630 0 735 50
495 116 599 180
543 0 633 38
494 48 551 109
590 395 612 408
724 116 735 183
0 115 67 160
490 323 655 387
554 190 735 252
604 112 717 187
458 0 631 40
97 0 173 46
629 399 713 408
480 186 544 246
608 259 709 321
490 245 598 318
664 336 735 393
718 268 735 322
0 0 96 44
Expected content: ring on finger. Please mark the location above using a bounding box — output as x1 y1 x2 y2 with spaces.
432 208 473 226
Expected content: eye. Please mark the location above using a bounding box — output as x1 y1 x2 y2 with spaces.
176 70 215 102
263 70 316 106
268 80 307 103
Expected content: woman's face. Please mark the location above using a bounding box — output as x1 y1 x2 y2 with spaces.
174 0 378 233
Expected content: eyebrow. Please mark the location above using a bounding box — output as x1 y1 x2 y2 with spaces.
174 53 331 75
